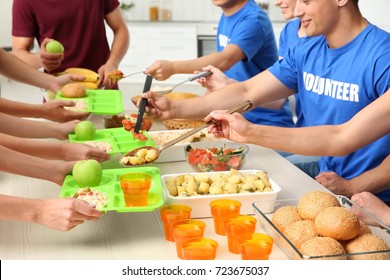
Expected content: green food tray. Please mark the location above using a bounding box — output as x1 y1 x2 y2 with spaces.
56 89 124 115
60 167 164 212
68 127 157 155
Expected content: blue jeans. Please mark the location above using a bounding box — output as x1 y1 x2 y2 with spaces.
276 151 320 179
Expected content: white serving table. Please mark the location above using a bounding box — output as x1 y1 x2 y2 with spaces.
0 115 325 260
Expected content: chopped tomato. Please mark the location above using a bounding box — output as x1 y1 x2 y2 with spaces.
227 156 242 169
131 129 148 141
223 148 234 155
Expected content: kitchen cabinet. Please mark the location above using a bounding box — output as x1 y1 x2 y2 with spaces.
107 23 197 83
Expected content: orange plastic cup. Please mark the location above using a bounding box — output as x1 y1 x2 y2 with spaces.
181 237 218 260
119 173 152 207
239 233 274 260
160 204 192 242
210 199 241 235
226 215 257 254
171 219 206 259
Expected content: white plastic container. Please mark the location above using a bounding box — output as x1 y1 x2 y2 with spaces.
161 170 281 218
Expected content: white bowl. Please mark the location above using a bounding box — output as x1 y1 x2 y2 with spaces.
161 170 281 218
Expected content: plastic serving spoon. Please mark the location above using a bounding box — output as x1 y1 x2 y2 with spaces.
120 100 253 167
152 71 212 95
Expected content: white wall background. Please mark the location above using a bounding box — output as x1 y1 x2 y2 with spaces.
1 0 390 48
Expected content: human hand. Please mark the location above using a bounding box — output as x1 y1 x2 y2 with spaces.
315 172 353 197
40 38 64 72
144 60 174 81
60 143 110 162
41 100 90 123
197 65 235 93
207 110 251 143
141 91 174 120
35 198 103 231
97 62 118 89
351 191 390 227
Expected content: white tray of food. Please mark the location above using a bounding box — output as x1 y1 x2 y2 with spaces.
161 169 281 218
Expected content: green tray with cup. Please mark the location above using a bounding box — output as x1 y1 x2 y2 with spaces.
68 127 157 156
59 166 164 213
56 89 124 115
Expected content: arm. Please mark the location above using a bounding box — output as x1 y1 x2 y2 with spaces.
0 145 73 185
351 191 390 227
315 155 390 198
0 98 90 123
98 7 130 88
11 36 43 69
0 133 110 162
0 48 84 93
143 70 294 120
145 44 245 81
208 88 390 157
0 194 103 231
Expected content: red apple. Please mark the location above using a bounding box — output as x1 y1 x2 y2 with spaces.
72 159 102 187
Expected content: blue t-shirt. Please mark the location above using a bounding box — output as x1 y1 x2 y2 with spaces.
269 23 390 202
278 18 306 127
217 0 293 127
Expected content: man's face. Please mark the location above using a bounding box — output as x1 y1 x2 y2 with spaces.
274 0 298 21
294 0 339 37
212 0 240 9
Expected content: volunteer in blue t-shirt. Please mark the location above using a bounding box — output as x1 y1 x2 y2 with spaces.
145 0 293 128
141 0 390 204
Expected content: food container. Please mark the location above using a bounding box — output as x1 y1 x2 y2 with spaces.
68 127 156 156
147 129 218 162
252 196 390 260
102 112 153 130
185 141 249 172
56 89 124 115
60 167 164 212
119 173 152 207
161 170 281 218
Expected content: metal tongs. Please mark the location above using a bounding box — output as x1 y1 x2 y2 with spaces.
121 100 253 166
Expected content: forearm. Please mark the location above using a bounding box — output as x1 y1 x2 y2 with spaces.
0 113 62 139
11 48 43 69
0 133 66 159
0 49 54 91
0 194 43 223
348 155 390 195
0 98 45 118
0 145 66 184
107 28 129 68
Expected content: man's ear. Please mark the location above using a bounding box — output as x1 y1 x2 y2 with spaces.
337 0 350 7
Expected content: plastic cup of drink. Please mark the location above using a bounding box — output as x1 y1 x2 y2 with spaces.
119 173 152 207
181 237 218 260
210 199 241 235
160 204 192 241
171 219 206 259
239 233 274 260
225 215 257 254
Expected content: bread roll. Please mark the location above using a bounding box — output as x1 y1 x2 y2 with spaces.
314 206 361 240
284 220 318 250
300 236 346 260
345 233 390 260
271 206 302 233
61 83 87 98
298 190 340 220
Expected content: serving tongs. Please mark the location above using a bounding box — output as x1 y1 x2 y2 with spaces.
134 74 153 133
120 100 253 166
152 71 212 95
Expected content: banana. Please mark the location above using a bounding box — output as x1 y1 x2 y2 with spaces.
77 81 99 89
57 67 100 82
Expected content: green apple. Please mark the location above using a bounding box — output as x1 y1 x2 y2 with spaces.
75 121 96 140
46 40 64 53
72 159 102 187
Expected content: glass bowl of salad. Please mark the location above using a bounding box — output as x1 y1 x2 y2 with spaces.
185 142 249 172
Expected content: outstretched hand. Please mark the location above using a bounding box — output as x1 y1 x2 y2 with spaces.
41 100 90 123
197 65 236 93
206 110 251 143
